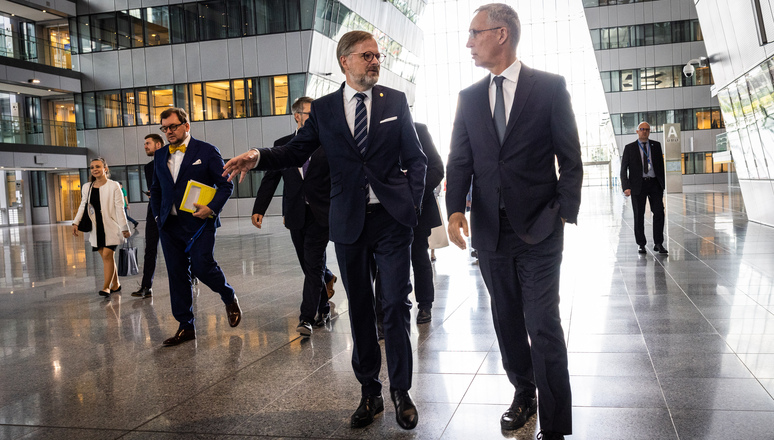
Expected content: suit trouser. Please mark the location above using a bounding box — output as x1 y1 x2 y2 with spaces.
477 217 572 435
411 227 434 310
631 178 665 246
334 205 413 395
289 205 331 323
140 216 159 288
158 215 235 330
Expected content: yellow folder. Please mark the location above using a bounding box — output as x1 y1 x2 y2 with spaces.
180 180 217 215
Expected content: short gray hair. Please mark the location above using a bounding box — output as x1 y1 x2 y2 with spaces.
475 3 521 50
291 97 314 114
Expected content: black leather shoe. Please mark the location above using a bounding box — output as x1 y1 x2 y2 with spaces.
416 309 432 324
226 297 241 327
390 389 418 430
98 290 110 297
314 313 330 327
297 321 312 336
500 394 537 430
536 430 565 440
131 286 152 298
162 328 196 346
326 274 337 299
654 244 668 254
351 394 384 428
110 285 122 293
638 245 646 254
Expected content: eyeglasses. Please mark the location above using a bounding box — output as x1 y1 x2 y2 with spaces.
159 123 183 133
350 52 384 63
296 112 311 115
468 27 504 39
638 128 651 132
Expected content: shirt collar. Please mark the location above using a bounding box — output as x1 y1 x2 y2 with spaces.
344 83 373 103
489 59 522 86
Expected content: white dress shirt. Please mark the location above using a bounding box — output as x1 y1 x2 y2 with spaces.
167 133 191 215
489 59 522 126
343 83 379 204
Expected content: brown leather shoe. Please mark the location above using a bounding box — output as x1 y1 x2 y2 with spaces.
326 274 337 299
162 328 196 346
226 296 242 327
500 394 537 430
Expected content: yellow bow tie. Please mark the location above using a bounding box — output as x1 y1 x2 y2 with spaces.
169 144 186 154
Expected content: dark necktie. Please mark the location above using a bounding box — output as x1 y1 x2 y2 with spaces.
354 92 370 202
354 93 368 155
493 76 506 145
641 142 650 174
302 157 310 178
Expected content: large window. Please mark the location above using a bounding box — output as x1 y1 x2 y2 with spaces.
590 19 702 50
610 107 724 135
74 73 302 129
145 7 170 46
601 64 713 92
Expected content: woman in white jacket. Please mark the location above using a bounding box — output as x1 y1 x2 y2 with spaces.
72 158 131 296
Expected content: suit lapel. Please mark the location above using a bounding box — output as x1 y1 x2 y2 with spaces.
176 137 199 185
503 65 535 146
157 147 175 187
332 85 360 155
472 76 499 146
366 85 386 157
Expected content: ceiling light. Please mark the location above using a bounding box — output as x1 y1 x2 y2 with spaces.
29 79 41 84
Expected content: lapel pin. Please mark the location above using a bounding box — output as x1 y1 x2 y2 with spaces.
380 93 384 97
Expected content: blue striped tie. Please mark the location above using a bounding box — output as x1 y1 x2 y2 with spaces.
354 92 368 155
354 92 370 202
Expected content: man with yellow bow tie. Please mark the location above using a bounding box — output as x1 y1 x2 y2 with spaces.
150 107 242 347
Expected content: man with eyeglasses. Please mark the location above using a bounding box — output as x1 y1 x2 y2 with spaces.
224 30 427 431
446 4 582 440
621 121 668 254
150 107 242 347
252 96 337 337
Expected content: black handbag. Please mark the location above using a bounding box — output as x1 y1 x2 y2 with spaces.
77 183 93 232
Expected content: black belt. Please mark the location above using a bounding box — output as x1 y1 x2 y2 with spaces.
366 203 383 214
642 177 654 180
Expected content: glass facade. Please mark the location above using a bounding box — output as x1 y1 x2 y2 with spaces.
414 0 617 187
716 56 774 181
74 73 306 129
610 107 724 135
601 65 713 92
590 19 702 50
69 0 316 54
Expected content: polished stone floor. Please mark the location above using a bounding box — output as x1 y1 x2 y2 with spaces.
1 186 774 439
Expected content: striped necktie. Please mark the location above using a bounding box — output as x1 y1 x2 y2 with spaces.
354 92 368 155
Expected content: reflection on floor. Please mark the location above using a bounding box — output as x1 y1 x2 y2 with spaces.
1 186 773 439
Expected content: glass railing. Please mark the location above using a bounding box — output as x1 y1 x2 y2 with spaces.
0 116 77 147
0 30 72 70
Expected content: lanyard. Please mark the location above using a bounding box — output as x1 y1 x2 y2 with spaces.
639 142 650 164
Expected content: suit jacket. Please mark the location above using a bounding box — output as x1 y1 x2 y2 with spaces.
256 83 427 245
150 137 233 233
144 160 155 221
620 139 665 194
252 132 330 229
446 65 584 249
415 123 443 231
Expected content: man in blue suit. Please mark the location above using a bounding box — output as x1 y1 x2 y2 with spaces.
224 31 427 431
150 107 242 347
446 5 583 440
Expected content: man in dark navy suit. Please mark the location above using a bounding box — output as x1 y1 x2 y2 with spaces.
132 133 164 299
224 31 427 431
150 107 242 347
252 96 336 336
446 5 583 440
620 121 668 254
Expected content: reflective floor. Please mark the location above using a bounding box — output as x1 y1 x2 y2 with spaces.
1 186 773 439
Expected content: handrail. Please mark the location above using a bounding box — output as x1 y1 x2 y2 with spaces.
0 29 73 70
0 115 78 147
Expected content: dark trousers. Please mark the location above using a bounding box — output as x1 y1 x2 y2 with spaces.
477 216 572 434
158 216 235 330
140 216 159 288
411 227 434 310
288 205 331 323
125 207 138 226
631 178 665 246
334 205 413 396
